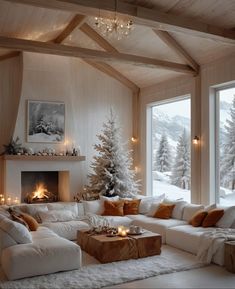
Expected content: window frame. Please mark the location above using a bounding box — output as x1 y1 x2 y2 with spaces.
146 94 191 199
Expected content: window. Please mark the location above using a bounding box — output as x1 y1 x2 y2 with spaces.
149 97 191 202
216 86 235 205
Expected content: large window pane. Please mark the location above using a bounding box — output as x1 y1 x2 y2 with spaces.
151 97 191 202
217 87 235 205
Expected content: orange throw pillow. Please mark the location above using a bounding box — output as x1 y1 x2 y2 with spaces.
153 203 175 219
20 212 39 231
102 200 125 216
189 211 208 227
202 209 224 227
124 199 141 215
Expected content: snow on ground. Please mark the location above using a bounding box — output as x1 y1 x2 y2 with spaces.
219 187 235 206
28 133 63 142
153 180 191 203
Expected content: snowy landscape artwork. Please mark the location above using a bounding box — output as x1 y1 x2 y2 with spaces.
27 100 65 143
151 97 191 202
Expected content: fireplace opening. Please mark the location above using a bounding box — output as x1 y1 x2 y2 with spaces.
21 171 59 204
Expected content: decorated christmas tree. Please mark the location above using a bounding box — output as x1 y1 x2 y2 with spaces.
87 111 140 198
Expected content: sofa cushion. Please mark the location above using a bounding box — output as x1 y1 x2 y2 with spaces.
31 226 59 240
41 220 90 241
102 216 133 227
82 200 102 215
153 204 175 219
38 210 76 223
182 204 204 221
1 236 81 280
131 215 187 243
166 225 212 254
163 199 188 219
189 211 208 227
20 213 39 231
47 202 79 218
202 209 224 227
216 206 235 228
139 194 165 215
0 218 32 244
102 200 124 216
0 228 17 264
123 199 141 215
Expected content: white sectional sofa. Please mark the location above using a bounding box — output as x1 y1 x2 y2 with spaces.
0 198 235 280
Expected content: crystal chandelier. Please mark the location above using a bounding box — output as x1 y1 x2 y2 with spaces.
94 1 134 40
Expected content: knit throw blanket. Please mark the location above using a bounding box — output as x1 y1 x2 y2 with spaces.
197 228 235 265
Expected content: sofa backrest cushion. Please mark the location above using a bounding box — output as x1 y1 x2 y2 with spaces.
47 202 78 218
38 210 76 223
82 196 119 215
0 217 32 244
163 198 188 219
0 206 11 219
25 204 48 223
139 194 165 215
216 206 235 228
0 227 17 264
182 204 204 221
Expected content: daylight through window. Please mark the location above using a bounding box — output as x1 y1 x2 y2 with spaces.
151 97 191 202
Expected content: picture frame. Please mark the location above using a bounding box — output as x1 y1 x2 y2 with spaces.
27 100 65 143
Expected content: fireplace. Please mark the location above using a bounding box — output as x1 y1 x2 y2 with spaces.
21 171 59 204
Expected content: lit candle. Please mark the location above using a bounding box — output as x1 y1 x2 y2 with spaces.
6 197 12 206
13 197 19 205
1 197 5 205
121 230 127 237
118 226 123 235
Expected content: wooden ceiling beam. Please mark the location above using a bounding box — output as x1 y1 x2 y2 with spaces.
0 36 196 75
85 60 139 93
80 23 118 53
0 51 20 61
53 14 86 43
6 0 235 44
153 29 199 73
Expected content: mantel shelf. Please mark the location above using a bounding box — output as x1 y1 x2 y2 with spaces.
1 155 86 161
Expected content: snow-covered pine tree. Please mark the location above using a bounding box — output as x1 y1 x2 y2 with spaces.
220 95 235 190
87 112 140 198
156 133 171 172
171 129 191 189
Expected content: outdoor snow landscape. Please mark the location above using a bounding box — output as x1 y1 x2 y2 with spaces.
151 98 191 202
152 88 235 205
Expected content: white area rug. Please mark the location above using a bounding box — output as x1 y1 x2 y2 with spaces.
0 246 207 289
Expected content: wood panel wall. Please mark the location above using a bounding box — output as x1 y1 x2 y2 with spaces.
0 54 22 195
12 52 133 198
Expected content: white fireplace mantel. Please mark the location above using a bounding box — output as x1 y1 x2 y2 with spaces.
2 155 86 202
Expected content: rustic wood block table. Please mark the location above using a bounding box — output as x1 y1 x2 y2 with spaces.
224 241 235 273
77 229 161 263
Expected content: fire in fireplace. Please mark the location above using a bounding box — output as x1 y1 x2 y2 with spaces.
21 171 58 204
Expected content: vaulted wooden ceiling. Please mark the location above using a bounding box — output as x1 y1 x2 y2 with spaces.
0 0 234 90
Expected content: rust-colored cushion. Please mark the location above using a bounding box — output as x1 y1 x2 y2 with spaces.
124 199 141 215
20 212 39 231
102 200 125 216
153 203 175 219
189 210 208 227
202 209 224 227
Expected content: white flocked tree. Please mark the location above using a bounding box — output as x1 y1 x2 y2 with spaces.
220 95 235 190
171 129 191 190
156 133 171 172
87 111 140 198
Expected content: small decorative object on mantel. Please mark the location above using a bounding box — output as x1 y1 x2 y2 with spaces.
2 136 23 155
74 186 100 202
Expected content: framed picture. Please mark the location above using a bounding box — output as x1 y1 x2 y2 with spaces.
27 100 65 143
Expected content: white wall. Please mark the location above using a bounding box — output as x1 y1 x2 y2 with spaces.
13 52 133 199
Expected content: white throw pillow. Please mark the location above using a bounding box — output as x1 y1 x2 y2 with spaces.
0 218 32 244
82 200 103 215
38 210 75 223
138 194 165 215
205 204 216 211
163 198 188 219
146 202 161 217
0 206 11 219
26 204 49 223
47 202 78 218
216 206 235 228
182 204 204 221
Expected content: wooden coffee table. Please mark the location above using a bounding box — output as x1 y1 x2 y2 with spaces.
77 229 161 263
